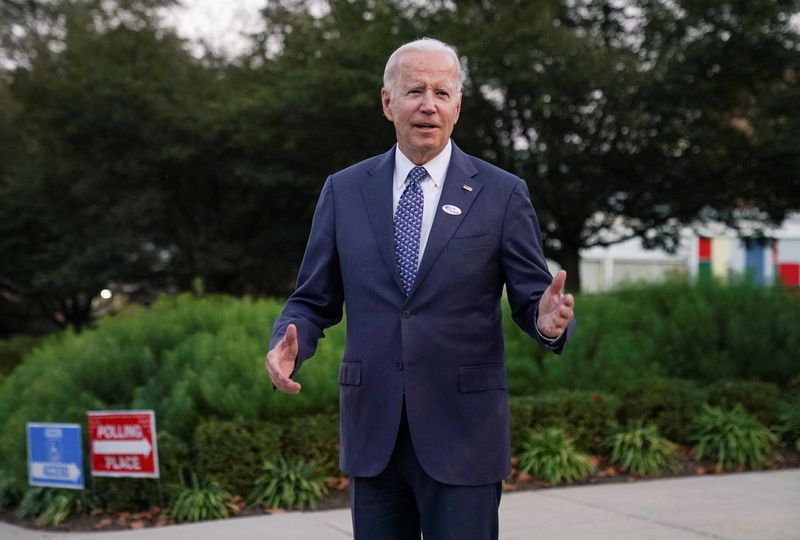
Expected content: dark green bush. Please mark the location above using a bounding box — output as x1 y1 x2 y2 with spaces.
280 413 340 476
156 430 191 485
508 396 535 454
194 419 282 496
692 405 777 470
531 293 665 392
617 378 707 442
0 334 44 376
706 380 783 426
506 279 800 392
517 427 595 484
94 478 160 512
775 401 800 451
530 390 619 453
0 294 342 493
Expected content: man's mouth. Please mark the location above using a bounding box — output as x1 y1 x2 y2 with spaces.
414 123 438 130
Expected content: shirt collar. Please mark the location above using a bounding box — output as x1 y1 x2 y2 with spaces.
394 140 452 191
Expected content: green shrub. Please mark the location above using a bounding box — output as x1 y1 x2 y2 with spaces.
168 472 235 523
774 402 800 451
0 473 18 510
530 390 619 452
194 419 282 496
617 378 707 442
280 413 339 476
517 427 595 484
692 405 777 470
248 456 328 510
0 334 44 376
16 487 84 527
156 430 191 485
508 396 535 454
0 294 342 493
706 380 783 426
93 478 159 512
604 422 679 476
533 292 665 392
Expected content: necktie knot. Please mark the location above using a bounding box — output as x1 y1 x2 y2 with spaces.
408 166 428 185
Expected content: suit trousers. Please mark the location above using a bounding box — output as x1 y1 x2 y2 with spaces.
349 402 502 540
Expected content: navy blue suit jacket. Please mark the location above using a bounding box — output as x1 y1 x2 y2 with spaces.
270 143 575 486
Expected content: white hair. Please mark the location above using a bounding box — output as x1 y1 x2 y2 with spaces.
383 38 466 97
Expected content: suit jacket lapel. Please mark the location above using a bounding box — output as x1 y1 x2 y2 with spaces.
407 143 482 300
360 146 406 293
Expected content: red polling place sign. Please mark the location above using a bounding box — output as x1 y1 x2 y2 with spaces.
87 410 159 478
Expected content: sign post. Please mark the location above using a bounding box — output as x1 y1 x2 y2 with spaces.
87 410 159 478
26 423 84 489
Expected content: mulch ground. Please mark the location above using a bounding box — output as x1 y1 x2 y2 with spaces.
3 446 798 533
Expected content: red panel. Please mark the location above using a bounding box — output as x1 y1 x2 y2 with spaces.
87 410 159 478
698 237 711 261
777 263 800 287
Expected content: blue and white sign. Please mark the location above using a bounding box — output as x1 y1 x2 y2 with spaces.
26 422 84 489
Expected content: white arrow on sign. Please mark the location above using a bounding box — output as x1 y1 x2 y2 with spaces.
31 462 82 482
92 439 152 456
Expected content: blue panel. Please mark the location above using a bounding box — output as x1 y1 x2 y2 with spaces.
27 423 84 489
745 242 765 284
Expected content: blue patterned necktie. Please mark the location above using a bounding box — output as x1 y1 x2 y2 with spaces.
394 166 427 295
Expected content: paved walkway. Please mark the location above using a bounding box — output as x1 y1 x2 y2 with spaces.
2 470 798 539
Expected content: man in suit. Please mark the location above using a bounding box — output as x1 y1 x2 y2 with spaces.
266 38 576 540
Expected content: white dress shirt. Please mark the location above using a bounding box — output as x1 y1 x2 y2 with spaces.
392 140 452 267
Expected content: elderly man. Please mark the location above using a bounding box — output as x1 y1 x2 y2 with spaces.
266 38 575 540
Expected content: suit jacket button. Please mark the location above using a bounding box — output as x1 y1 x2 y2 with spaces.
401 310 410 318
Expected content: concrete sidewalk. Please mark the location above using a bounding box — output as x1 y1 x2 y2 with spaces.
2 469 798 539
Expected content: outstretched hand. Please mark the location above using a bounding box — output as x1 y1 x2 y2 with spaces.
265 323 302 394
536 270 575 339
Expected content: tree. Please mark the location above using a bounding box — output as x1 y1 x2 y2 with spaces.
247 0 800 291
0 0 192 330
436 0 800 289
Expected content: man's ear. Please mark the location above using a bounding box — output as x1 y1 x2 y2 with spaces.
381 88 394 121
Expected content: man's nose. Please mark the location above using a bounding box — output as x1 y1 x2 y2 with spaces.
420 90 436 113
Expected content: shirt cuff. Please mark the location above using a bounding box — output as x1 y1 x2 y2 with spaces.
534 307 562 345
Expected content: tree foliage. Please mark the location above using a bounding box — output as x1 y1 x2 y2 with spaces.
1 0 799 332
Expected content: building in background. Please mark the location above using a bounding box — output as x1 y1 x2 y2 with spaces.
574 213 800 293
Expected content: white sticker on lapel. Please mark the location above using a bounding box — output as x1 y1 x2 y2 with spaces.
442 204 462 216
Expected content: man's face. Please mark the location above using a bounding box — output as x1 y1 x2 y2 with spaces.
381 51 462 165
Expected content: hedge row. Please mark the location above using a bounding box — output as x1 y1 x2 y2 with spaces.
0 279 798 504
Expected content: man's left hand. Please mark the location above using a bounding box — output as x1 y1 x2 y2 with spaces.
536 270 575 339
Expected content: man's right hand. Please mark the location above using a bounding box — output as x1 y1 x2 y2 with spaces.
265 323 302 394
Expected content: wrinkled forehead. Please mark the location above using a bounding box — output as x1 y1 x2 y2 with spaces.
395 51 460 89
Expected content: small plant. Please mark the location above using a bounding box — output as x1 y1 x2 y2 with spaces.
605 422 680 476
168 471 235 523
692 405 777 470
249 456 328 510
517 427 595 485
16 487 84 527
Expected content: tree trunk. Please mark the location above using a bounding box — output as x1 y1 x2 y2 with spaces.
549 246 582 294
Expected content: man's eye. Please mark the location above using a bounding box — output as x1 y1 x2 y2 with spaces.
437 91 450 97
408 89 421 95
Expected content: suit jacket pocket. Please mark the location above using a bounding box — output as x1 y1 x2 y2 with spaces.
458 364 507 393
447 234 493 250
339 361 362 386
